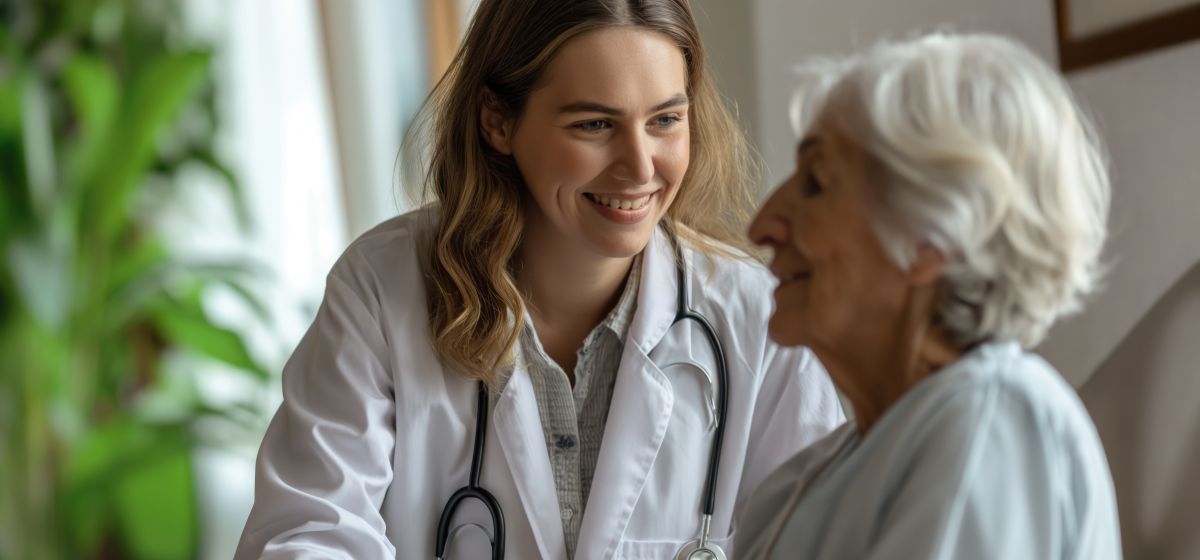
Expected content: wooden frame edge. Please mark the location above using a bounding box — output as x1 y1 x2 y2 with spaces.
1056 1 1200 72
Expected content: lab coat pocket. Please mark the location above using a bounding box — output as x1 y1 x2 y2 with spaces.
613 530 735 560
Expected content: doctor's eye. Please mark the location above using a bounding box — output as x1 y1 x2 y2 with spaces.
652 114 683 129
573 119 612 133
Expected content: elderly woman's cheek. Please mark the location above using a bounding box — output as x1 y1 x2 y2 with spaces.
769 294 810 346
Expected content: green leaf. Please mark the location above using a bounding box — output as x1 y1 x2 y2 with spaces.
104 253 273 336
85 50 211 243
192 149 252 230
0 65 33 237
212 276 273 323
61 53 120 189
0 164 12 243
60 418 149 552
184 258 274 322
112 431 198 560
62 419 198 559
107 237 171 296
6 228 74 330
101 239 173 332
20 69 56 218
147 289 269 380
0 65 24 137
62 53 120 144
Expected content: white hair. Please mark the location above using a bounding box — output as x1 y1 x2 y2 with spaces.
790 32 1110 348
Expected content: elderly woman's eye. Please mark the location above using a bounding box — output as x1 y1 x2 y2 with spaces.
803 171 823 197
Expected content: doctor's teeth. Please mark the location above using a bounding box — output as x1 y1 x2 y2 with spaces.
590 194 650 210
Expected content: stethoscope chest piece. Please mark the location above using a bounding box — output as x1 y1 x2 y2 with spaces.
675 540 727 560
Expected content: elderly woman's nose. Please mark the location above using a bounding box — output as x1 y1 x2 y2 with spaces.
749 200 789 247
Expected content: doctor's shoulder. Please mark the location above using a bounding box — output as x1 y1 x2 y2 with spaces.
679 232 776 331
323 207 437 309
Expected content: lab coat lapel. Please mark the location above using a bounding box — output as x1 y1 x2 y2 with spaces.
627 225 679 357
491 359 568 560
575 226 679 559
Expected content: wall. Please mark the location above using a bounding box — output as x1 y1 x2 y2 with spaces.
1041 40 1200 386
692 1 759 141
1080 260 1200 560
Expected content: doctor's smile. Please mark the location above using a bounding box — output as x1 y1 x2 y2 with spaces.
582 190 660 224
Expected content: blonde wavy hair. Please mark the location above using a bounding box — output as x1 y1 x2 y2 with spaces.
402 0 758 387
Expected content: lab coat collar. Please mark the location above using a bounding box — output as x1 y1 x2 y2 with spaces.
628 224 682 354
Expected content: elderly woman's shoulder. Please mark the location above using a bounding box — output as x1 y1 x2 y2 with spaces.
914 342 1100 444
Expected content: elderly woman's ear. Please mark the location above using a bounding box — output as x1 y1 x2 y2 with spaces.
907 244 947 286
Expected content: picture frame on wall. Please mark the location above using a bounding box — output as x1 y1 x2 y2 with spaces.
1055 0 1200 71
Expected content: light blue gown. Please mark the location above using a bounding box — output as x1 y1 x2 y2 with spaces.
734 342 1122 559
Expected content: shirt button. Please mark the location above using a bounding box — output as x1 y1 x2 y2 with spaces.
561 507 574 521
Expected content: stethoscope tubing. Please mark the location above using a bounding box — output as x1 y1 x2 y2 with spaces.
435 383 506 560
670 234 730 518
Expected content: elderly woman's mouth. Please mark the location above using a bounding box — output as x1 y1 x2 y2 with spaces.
788 271 812 281
776 270 813 285
770 261 813 283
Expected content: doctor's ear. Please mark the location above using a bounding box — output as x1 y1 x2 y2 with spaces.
906 243 948 287
480 88 515 155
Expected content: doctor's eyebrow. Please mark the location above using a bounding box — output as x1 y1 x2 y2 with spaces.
558 93 689 117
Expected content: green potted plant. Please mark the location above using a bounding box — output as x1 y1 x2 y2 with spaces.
1 1 272 557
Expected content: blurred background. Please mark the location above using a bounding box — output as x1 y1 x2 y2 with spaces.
1 0 1196 558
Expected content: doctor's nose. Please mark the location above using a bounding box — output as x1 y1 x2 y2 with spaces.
611 130 655 185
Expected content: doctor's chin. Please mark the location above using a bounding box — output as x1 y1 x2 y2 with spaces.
3 0 1196 559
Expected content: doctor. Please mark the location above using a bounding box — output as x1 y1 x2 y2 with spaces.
234 1 843 559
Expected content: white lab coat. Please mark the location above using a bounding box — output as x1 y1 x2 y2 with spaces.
234 209 844 560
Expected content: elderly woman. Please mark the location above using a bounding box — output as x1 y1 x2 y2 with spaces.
736 32 1121 558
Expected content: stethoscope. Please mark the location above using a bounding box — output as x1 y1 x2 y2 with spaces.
434 228 729 560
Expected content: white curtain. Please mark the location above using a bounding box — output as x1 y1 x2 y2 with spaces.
179 1 347 557
319 0 429 238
